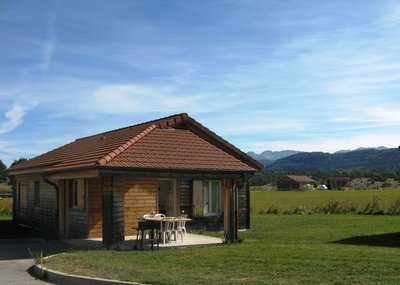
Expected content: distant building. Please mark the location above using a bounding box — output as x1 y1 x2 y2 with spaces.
277 175 318 190
325 177 350 190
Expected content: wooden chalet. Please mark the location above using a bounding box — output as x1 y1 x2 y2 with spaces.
7 113 262 246
277 175 317 190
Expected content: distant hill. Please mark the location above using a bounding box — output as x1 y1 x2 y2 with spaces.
247 150 301 168
264 148 400 172
247 150 300 161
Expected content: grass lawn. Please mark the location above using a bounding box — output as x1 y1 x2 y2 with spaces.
251 189 400 214
45 214 400 284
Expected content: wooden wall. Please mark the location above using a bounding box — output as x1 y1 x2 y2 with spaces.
87 178 102 238
124 177 157 236
13 174 57 236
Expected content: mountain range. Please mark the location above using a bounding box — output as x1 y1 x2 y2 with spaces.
248 147 400 172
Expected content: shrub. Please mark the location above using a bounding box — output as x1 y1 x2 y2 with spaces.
359 197 385 215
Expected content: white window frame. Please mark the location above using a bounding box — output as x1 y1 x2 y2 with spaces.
203 180 222 216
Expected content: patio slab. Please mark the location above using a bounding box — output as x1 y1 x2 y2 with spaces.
64 233 223 250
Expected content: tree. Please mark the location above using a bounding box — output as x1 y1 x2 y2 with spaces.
10 157 28 168
0 159 7 182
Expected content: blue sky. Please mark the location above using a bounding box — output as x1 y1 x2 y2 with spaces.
1 0 400 166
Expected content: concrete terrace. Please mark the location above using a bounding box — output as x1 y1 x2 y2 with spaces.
64 233 223 250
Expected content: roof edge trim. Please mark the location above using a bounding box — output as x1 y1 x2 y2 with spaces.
96 124 156 166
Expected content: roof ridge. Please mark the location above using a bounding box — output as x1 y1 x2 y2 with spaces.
96 124 156 166
76 113 188 141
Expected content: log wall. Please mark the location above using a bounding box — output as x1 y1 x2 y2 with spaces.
124 177 157 236
88 178 102 238
12 174 57 236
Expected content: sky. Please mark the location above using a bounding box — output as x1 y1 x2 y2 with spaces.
1 0 400 166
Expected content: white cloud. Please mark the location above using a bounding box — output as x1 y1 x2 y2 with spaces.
0 103 26 135
40 12 57 72
242 132 400 154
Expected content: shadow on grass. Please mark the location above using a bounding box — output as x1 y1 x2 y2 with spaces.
333 232 400 248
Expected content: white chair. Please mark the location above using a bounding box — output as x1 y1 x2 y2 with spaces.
158 217 173 244
172 218 185 242
178 214 188 240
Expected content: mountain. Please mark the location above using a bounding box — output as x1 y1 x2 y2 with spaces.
247 150 300 161
334 146 388 154
264 148 400 172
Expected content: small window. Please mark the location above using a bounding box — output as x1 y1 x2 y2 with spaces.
33 181 40 207
69 179 86 210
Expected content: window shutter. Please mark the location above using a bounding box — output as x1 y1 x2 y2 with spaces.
78 179 85 210
20 184 28 209
192 180 203 217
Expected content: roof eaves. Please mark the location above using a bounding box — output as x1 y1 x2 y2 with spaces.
96 124 156 166
183 116 263 170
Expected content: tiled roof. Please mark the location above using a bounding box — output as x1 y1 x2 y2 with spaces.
106 128 255 171
8 113 261 174
286 175 317 183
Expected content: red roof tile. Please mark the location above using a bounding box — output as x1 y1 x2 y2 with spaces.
8 113 261 174
106 128 255 171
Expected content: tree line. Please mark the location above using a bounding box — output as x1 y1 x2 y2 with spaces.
0 158 27 183
250 170 400 186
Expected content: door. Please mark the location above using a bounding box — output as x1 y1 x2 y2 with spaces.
158 179 177 216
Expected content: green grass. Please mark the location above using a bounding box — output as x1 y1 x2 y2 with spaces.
45 214 400 284
251 189 400 214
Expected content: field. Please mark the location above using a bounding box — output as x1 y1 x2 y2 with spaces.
0 198 12 219
0 182 12 194
45 190 400 285
251 189 400 215
0 183 13 220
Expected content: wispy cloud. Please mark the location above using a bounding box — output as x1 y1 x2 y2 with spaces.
40 12 57 72
0 103 26 135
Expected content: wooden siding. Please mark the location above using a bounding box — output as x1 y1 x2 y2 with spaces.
237 181 249 230
12 174 57 235
68 209 88 238
124 177 157 236
88 178 103 238
179 178 191 214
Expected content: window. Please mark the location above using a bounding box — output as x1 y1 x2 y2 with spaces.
33 181 40 207
203 181 221 215
69 179 86 210
192 180 222 217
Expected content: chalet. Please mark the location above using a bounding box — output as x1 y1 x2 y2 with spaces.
277 175 317 190
7 113 262 246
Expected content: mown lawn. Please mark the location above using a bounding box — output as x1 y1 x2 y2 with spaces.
251 189 400 214
46 214 400 284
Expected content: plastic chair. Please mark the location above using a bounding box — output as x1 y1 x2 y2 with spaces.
178 214 188 239
158 217 173 244
172 218 185 242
